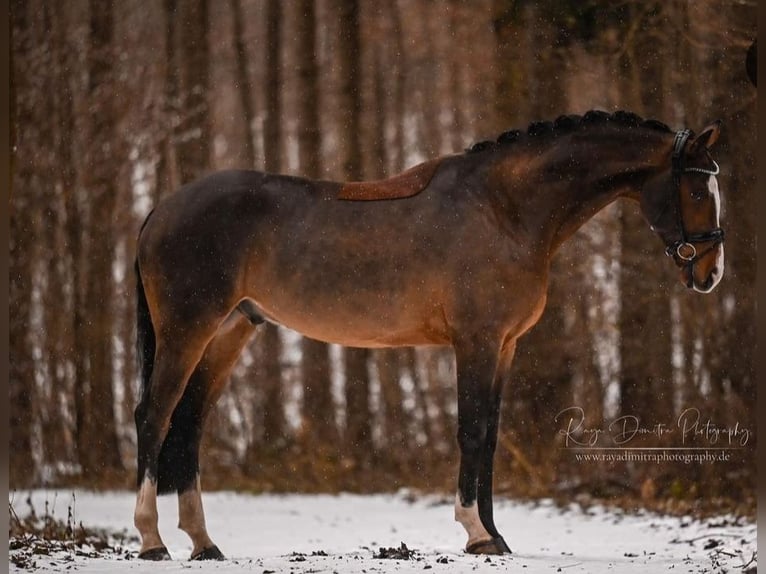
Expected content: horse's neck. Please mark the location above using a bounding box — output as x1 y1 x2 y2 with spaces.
494 133 667 254
547 165 638 252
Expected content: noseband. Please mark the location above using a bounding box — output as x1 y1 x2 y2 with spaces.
664 129 724 273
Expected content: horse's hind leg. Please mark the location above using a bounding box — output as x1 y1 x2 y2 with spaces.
172 313 257 560
134 315 227 559
135 334 211 558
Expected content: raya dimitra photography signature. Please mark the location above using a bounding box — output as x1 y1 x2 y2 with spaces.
554 406 751 448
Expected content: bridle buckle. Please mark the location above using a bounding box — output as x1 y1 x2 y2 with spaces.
674 242 697 261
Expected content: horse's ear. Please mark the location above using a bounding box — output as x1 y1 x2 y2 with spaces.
691 121 722 151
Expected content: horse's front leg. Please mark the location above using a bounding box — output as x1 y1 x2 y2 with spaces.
475 340 515 554
453 336 511 555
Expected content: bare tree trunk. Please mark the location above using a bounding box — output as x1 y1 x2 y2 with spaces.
492 0 530 127
25 1 74 472
376 350 407 465
78 0 125 478
421 348 451 452
344 349 372 468
388 0 405 173
336 0 362 179
263 0 282 176
257 326 285 447
446 0 467 150
618 208 673 425
9 219 36 487
230 0 255 168
156 0 179 199
300 339 337 445
165 0 210 185
9 0 37 487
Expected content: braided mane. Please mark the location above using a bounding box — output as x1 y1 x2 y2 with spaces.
466 110 672 154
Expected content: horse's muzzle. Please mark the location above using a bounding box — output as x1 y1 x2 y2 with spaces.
679 259 722 294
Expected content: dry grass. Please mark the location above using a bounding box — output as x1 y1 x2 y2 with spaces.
8 493 139 570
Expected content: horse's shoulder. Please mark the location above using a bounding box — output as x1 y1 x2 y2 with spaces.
337 156 449 201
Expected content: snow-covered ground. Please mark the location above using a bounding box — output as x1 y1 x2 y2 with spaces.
9 490 756 573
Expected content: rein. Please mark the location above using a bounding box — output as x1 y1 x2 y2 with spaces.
664 129 724 276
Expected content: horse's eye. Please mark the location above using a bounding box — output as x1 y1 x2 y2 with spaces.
690 189 706 201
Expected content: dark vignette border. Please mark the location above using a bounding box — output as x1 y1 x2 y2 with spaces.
3 0 13 566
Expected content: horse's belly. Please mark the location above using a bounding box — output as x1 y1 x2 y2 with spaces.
241 289 450 348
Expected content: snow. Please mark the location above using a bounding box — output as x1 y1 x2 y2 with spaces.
10 490 757 573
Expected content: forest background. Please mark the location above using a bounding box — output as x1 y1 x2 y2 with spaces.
9 0 758 517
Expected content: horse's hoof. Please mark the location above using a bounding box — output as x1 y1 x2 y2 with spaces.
138 546 172 560
465 536 512 555
191 545 225 561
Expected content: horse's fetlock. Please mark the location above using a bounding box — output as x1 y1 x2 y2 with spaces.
178 519 201 537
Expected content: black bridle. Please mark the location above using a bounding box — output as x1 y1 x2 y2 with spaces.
663 129 724 277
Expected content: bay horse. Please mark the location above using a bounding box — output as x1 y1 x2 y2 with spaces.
133 110 724 560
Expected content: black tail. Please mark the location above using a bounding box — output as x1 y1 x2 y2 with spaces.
134 256 156 488
135 260 156 406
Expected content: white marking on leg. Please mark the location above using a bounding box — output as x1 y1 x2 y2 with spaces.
454 492 492 547
134 477 165 553
178 475 215 557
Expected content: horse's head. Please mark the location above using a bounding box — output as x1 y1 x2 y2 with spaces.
641 122 724 293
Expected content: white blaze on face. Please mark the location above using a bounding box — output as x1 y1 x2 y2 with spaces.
710 175 721 224
701 175 724 292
